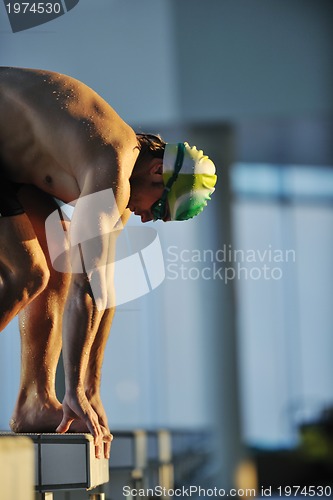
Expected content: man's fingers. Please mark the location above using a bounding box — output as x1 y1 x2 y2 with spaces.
104 439 111 460
83 412 104 458
56 417 74 434
101 430 112 459
60 396 110 459
95 443 103 459
95 431 112 460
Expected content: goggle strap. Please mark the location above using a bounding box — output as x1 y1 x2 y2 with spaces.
160 142 185 203
151 143 185 220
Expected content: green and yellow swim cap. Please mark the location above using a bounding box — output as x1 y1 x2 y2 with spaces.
162 142 217 221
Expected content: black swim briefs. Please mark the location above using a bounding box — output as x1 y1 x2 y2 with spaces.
0 176 25 217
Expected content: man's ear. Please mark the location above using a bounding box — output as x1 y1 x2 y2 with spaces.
149 158 163 181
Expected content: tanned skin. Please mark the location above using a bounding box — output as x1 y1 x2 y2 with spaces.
0 67 165 458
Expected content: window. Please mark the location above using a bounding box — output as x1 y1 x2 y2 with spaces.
232 163 333 448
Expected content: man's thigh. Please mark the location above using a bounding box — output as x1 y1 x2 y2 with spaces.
0 184 51 330
17 185 65 258
17 186 71 286
0 178 51 275
0 180 68 284
0 206 45 272
0 177 35 252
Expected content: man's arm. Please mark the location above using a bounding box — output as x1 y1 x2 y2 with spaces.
83 209 131 459
56 165 131 458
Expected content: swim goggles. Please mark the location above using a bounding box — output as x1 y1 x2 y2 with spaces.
151 142 185 221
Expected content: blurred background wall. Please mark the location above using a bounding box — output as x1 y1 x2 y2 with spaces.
0 0 333 491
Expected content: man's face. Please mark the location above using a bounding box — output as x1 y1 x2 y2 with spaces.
128 158 170 222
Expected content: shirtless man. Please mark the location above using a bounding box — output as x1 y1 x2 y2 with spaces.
0 67 217 459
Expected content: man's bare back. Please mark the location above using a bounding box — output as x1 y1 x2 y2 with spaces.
0 67 138 203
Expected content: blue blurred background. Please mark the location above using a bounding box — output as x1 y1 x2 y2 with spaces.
1 0 333 496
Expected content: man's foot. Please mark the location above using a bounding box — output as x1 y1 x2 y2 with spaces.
10 394 63 433
10 392 96 434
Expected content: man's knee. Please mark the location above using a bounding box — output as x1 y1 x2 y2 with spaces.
2 245 50 304
23 259 50 298
19 251 50 300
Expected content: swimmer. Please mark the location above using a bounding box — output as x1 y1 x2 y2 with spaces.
0 67 217 459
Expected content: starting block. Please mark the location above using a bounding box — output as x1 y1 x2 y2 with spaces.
1 433 109 495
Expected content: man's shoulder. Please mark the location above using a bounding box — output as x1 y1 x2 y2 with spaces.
0 67 109 112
